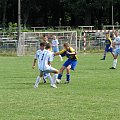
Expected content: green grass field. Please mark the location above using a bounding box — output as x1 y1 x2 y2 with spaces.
0 53 120 120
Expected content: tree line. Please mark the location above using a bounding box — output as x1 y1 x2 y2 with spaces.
0 0 120 29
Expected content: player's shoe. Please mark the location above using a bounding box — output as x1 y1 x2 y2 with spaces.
51 84 57 88
64 81 70 84
43 77 47 83
100 58 105 60
109 67 116 69
34 84 38 88
56 79 61 84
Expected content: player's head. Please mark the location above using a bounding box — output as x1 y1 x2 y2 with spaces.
106 32 110 38
45 43 52 50
40 42 45 50
43 34 48 41
63 42 70 50
114 30 119 37
52 35 56 40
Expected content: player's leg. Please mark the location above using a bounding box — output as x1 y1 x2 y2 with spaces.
34 71 43 88
43 72 48 83
45 68 58 88
65 65 71 83
56 66 66 83
110 49 119 69
59 54 63 61
101 49 107 60
65 60 78 83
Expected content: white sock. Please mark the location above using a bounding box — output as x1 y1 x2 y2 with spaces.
35 76 40 85
113 59 117 68
47 74 54 85
53 74 58 84
59 55 63 61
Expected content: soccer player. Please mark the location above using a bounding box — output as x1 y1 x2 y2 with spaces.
52 35 63 61
41 35 51 83
110 31 120 69
54 42 78 84
100 32 114 60
32 42 58 88
42 34 49 44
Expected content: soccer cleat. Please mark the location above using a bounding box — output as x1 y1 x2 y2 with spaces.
64 81 70 84
43 77 47 83
100 58 105 60
109 67 116 69
56 79 61 84
51 84 57 88
34 84 38 88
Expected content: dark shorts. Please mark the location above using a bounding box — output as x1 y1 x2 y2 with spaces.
105 45 113 52
63 59 77 70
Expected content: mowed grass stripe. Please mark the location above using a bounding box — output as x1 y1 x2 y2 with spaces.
0 53 120 120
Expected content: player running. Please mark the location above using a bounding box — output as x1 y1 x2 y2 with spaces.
100 32 114 60
54 42 78 84
110 31 120 69
32 42 58 88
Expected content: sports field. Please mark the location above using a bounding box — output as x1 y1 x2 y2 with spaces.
0 53 120 120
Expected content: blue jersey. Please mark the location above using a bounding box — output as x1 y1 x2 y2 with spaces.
105 38 112 45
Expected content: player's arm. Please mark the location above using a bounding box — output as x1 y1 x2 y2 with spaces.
54 51 61 56
32 59 37 69
67 47 77 55
66 51 76 55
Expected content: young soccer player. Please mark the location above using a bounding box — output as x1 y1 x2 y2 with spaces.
54 42 78 84
32 42 58 88
101 32 114 60
109 31 120 69
52 35 63 61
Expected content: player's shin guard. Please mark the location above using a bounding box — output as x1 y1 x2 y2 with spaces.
113 59 117 68
53 74 58 84
66 74 70 81
58 74 62 80
34 76 41 87
47 73 54 85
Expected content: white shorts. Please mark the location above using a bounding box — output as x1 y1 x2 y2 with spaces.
40 66 57 74
114 48 120 56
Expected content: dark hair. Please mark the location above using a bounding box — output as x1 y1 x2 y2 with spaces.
63 42 70 47
45 43 51 49
40 42 45 46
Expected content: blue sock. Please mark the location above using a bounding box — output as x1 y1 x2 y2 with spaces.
58 74 62 80
66 74 70 81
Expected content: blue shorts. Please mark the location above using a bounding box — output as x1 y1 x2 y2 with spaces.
63 59 77 70
52 46 59 52
105 45 113 52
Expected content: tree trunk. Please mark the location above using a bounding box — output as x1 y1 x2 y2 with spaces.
2 0 7 28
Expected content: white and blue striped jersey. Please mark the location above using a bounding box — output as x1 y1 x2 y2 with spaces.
113 36 120 49
34 49 54 71
52 39 59 46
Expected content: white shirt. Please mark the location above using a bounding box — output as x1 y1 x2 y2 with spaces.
34 49 54 71
52 39 59 46
113 36 120 49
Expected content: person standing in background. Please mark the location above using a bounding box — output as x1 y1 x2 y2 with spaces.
52 35 63 61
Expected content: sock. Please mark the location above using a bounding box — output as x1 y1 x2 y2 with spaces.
47 73 54 85
35 76 40 85
58 74 62 80
53 74 58 84
113 59 117 68
103 56 105 59
59 55 63 61
66 74 70 81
